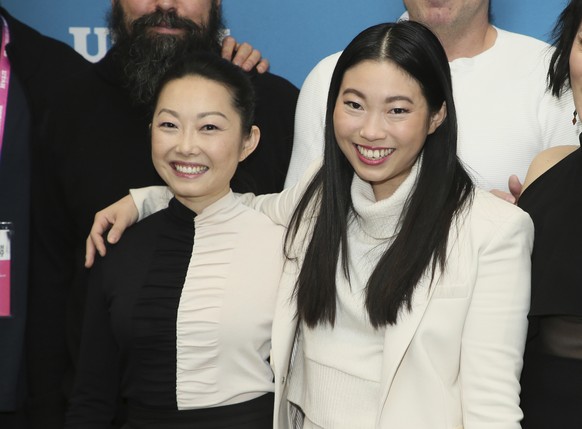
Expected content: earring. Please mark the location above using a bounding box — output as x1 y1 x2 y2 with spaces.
573 110 578 125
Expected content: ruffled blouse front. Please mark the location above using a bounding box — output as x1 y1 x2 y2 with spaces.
74 192 285 415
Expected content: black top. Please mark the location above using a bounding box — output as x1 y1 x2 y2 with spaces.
518 137 582 320
66 196 283 428
66 199 196 427
28 46 297 427
518 136 582 428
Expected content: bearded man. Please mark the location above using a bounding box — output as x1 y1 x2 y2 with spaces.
25 1 298 427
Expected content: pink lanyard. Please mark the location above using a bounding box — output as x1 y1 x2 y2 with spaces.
0 16 10 162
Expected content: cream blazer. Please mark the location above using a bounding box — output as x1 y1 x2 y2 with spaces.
252 185 534 429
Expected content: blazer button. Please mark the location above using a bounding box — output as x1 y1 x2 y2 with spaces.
281 376 286 384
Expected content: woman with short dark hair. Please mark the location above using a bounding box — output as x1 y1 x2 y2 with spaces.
66 52 284 429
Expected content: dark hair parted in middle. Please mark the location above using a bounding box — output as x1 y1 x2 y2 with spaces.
286 21 474 328
153 51 256 134
547 0 582 97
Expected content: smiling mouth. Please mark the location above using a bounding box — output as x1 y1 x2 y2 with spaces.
173 163 208 175
355 144 395 161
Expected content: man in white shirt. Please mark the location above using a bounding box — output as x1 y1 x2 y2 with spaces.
285 0 579 199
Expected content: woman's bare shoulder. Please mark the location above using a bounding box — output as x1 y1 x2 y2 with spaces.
522 145 579 192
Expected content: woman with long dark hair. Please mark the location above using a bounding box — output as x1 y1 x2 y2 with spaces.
87 21 534 429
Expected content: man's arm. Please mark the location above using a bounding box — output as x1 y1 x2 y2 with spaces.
85 155 323 268
284 52 340 188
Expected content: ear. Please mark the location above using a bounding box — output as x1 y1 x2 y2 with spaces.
427 102 447 135
239 125 260 162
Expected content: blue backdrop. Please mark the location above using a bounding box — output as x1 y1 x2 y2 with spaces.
0 0 570 88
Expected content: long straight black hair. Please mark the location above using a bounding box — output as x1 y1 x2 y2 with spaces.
286 21 474 328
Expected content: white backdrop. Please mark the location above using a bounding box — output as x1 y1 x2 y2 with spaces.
1 0 570 88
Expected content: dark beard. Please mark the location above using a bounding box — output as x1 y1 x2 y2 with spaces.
108 1 223 106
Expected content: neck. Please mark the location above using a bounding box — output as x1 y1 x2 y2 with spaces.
436 21 497 62
175 188 230 215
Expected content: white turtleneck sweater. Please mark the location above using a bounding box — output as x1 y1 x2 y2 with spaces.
286 161 420 429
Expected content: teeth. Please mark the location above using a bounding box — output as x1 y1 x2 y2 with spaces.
175 164 208 174
357 145 394 160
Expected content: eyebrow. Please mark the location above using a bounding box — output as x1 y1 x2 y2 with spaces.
341 88 414 104
198 111 228 120
156 108 228 120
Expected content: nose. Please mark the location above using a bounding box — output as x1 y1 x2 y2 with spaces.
155 0 178 11
175 134 201 156
359 112 387 142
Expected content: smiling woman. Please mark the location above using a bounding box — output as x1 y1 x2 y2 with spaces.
333 60 445 200
151 74 259 213
65 52 284 429
257 21 532 429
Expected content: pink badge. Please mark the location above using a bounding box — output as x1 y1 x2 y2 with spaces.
0 227 11 317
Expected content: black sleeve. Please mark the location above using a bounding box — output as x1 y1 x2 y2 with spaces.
26 103 80 428
65 258 120 429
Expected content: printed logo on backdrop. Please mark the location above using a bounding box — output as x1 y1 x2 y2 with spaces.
69 27 110 63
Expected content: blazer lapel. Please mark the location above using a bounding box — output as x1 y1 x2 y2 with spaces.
377 273 438 410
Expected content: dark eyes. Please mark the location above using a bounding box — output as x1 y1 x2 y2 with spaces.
160 121 177 128
344 101 409 115
345 101 362 110
158 123 220 131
